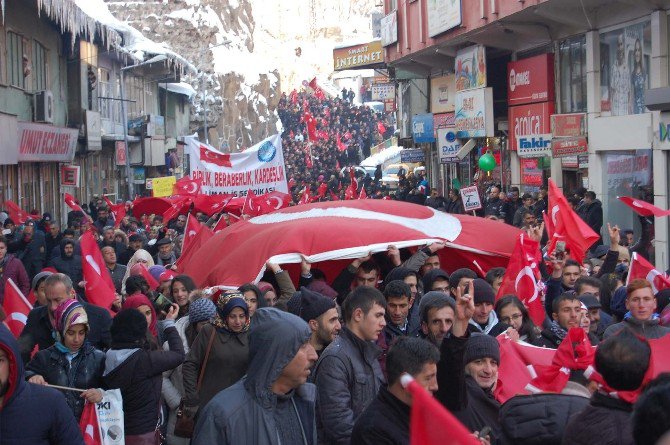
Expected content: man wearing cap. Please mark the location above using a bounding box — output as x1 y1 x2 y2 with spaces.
154 237 176 267
467 278 508 337
98 226 125 257
437 281 501 441
419 291 456 347
101 246 126 294
287 287 341 358
422 268 451 294
118 233 143 266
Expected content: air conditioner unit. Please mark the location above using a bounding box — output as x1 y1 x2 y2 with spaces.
34 90 54 123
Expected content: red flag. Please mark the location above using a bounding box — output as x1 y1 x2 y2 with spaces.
199 144 232 167
2 278 33 337
329 190 340 201
263 191 291 210
181 214 203 255
627 252 670 292
133 263 160 290
103 197 126 229
3 200 30 224
547 180 599 265
176 224 214 273
79 402 102 445
80 232 116 313
358 187 367 200
288 177 297 189
543 210 554 239
163 196 192 222
496 234 546 327
308 77 326 101
212 214 228 232
336 132 347 152
377 121 386 135
303 112 318 142
298 188 312 205
173 175 202 196
242 190 257 217
317 183 328 199
344 167 358 200
193 194 231 215
618 196 670 217
305 144 314 169
289 89 298 105
402 376 479 445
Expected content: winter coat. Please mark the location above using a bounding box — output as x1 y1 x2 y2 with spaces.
0 324 84 445
162 316 192 445
0 254 30 304
350 386 410 445
445 198 464 214
314 327 386 444
499 393 589 445
485 197 504 218
192 308 316 445
106 263 127 294
17 303 112 364
182 323 249 411
561 391 634 445
98 239 126 258
580 200 603 240
467 311 509 337
436 333 501 442
102 320 184 436
603 317 670 339
49 242 83 289
9 231 46 279
502 199 522 225
25 343 105 420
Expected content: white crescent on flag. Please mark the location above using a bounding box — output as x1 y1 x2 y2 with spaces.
515 266 539 303
85 255 102 276
9 312 27 324
184 181 198 194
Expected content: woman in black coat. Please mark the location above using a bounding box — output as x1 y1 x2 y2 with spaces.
25 299 105 420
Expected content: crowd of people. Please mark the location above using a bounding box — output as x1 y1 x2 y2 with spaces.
0 183 669 445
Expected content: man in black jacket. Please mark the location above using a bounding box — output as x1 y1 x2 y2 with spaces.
581 191 603 248
351 337 439 444
533 293 583 348
49 238 83 292
17 273 111 363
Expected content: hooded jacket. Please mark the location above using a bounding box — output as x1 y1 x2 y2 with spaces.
0 254 30 304
192 308 316 445
603 317 670 339
561 391 634 445
0 324 84 444
467 310 508 337
48 239 83 287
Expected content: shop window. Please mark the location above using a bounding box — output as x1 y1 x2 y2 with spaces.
7 31 25 89
98 67 121 123
601 150 653 259
600 20 651 116
559 35 586 113
32 40 48 92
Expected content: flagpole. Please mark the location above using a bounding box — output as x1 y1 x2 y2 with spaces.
47 384 86 392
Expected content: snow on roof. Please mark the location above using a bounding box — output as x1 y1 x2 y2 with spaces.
73 0 197 73
159 82 197 99
360 145 404 167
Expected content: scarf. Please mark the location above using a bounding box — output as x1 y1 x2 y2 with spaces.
211 290 250 333
549 320 568 341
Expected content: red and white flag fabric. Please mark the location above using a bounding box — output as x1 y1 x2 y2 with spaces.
181 214 203 255
618 196 670 218
64 193 88 217
3 200 30 224
377 121 387 135
263 191 291 210
2 278 33 338
358 187 368 200
133 263 160 291
79 402 102 445
547 179 600 265
199 144 232 167
344 168 358 200
103 197 126 229
303 112 318 142
163 196 192 222
173 175 202 196
401 376 479 445
176 224 214 273
495 234 546 327
309 77 326 101
627 252 670 292
193 194 231 216
317 183 328 200
80 232 116 313
336 132 347 152
298 188 312 205
212 214 229 233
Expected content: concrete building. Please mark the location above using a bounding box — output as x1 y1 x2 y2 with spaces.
382 0 670 269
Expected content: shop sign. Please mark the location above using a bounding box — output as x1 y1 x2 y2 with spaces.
427 0 462 37
380 11 397 46
60 165 81 187
412 114 435 143
509 102 554 155
115 141 127 166
551 113 587 137
454 88 494 138
578 154 589 168
384 100 395 112
17 122 78 162
433 113 455 130
437 128 461 163
430 75 456 113
507 54 554 106
371 83 395 100
333 40 384 71
133 167 146 184
552 136 588 157
400 149 425 163
521 158 544 186
561 156 579 169
460 185 482 212
455 45 486 92
151 176 177 198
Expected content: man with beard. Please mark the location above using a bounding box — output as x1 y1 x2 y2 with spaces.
92 206 114 234
154 237 177 267
287 287 341 358
418 291 456 347
48 239 83 294
0 324 84 443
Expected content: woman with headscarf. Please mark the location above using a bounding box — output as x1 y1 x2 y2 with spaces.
25 299 105 420
171 275 197 319
162 297 217 445
121 249 155 295
181 291 250 419
122 294 159 348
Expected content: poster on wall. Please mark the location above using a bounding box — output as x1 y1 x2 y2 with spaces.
600 20 651 116
454 88 494 138
455 45 487 92
430 75 456 113
605 151 651 192
521 158 544 187
380 11 398 46
427 0 462 37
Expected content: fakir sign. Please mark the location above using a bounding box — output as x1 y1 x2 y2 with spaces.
507 54 554 107
17 122 78 162
509 102 554 157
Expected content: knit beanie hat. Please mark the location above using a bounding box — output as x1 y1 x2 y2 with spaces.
299 287 336 322
473 278 496 305
111 308 148 345
189 298 216 324
419 291 456 320
287 291 302 316
148 265 166 283
463 333 500 365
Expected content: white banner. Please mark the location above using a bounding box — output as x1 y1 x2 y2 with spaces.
185 134 288 197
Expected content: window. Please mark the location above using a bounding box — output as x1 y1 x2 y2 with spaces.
600 20 651 116
125 75 144 119
98 67 121 123
7 31 25 89
559 35 586 113
32 40 47 91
